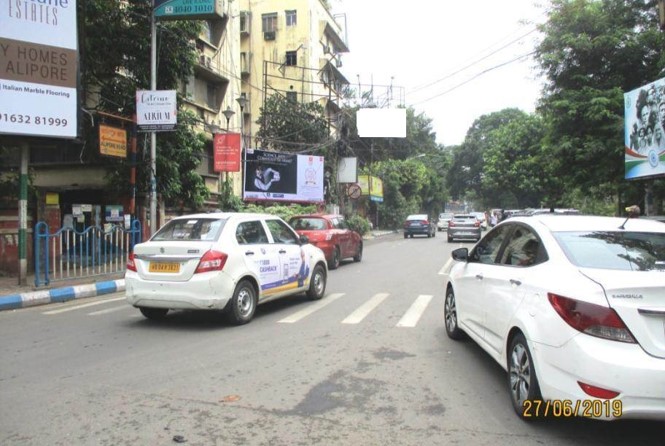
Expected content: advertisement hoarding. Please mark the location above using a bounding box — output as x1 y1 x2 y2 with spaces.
99 125 127 158
243 149 324 203
0 0 78 138
357 175 384 202
624 78 665 179
214 133 241 172
136 90 177 132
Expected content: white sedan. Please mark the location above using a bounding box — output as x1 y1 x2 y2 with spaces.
442 214 665 420
125 212 328 325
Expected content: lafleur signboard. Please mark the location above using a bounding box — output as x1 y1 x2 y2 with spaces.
154 0 224 20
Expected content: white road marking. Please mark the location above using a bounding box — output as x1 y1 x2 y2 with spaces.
277 293 345 323
42 296 126 315
396 294 433 328
341 293 389 324
89 305 131 316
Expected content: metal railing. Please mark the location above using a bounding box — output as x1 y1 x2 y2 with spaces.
34 220 141 287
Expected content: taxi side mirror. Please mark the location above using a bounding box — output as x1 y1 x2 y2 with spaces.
299 235 310 245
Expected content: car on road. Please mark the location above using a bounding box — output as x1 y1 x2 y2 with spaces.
437 212 455 231
447 214 482 242
442 214 665 420
470 211 488 230
403 214 436 238
289 214 363 270
125 212 328 325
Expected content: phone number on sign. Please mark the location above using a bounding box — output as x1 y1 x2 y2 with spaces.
523 399 623 418
0 113 68 127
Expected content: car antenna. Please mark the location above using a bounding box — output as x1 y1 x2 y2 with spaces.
619 205 640 230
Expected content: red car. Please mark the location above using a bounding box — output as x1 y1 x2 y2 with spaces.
289 214 363 269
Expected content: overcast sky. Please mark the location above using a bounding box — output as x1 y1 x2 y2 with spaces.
331 0 549 146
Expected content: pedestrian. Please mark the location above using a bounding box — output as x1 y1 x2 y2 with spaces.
490 212 498 227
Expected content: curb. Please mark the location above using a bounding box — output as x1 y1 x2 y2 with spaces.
0 279 126 311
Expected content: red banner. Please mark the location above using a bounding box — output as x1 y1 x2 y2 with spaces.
214 133 241 172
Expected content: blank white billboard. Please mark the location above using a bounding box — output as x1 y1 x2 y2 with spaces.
357 108 406 138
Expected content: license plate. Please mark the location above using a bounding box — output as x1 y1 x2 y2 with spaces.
149 262 180 273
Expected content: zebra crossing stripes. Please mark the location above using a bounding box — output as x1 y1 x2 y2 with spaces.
396 295 433 327
342 293 390 324
277 292 345 323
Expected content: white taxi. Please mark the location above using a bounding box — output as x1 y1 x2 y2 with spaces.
125 212 328 324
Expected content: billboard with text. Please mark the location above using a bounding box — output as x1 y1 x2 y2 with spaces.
0 0 78 138
243 149 324 203
624 78 665 180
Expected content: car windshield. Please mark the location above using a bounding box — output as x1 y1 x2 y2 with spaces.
553 230 665 271
152 218 226 241
290 217 327 230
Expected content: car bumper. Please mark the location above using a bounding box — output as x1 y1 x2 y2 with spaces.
532 334 665 420
448 229 481 239
405 227 432 235
125 270 236 311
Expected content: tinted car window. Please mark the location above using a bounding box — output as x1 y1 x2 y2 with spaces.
470 224 511 265
266 219 299 244
554 231 665 271
236 221 269 245
290 217 327 230
500 226 545 267
152 218 225 241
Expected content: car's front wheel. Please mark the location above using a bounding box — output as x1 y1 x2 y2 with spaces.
508 333 542 419
227 280 257 325
139 307 168 320
306 264 327 300
444 288 464 340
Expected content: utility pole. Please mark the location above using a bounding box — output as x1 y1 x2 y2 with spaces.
149 11 157 235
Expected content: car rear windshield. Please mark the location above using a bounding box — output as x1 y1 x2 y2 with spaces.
152 218 226 242
553 231 665 271
290 217 327 230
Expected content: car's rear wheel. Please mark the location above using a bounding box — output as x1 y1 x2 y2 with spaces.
329 247 340 270
353 243 363 262
444 288 464 340
508 333 542 419
306 264 327 300
227 280 257 325
447 234 453 242
139 307 168 320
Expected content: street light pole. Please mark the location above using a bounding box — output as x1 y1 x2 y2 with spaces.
221 106 235 209
236 96 247 202
149 11 157 235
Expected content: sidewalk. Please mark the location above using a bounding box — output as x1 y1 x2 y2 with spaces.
0 230 396 311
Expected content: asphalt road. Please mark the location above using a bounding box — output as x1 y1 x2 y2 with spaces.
0 233 662 446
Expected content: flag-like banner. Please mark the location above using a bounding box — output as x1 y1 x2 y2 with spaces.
214 133 241 172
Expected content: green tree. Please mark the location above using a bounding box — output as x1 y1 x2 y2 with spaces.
255 94 331 153
79 0 209 209
481 113 548 208
535 0 665 211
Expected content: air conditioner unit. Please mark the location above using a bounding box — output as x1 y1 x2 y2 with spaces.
264 31 276 41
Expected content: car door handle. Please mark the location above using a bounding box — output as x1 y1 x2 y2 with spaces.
510 279 522 286
279 249 287 254
475 274 483 280
245 251 255 256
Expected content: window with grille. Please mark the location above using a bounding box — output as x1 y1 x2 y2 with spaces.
262 13 277 32
285 51 297 66
285 10 297 26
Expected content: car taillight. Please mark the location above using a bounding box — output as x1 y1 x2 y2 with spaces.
474 220 480 227
448 221 455 228
547 293 636 343
577 381 620 399
126 252 137 272
195 250 228 274
422 220 429 225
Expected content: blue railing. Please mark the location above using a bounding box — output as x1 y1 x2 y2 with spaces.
34 220 141 287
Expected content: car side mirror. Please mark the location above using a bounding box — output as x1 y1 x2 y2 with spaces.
299 234 310 245
451 247 468 261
